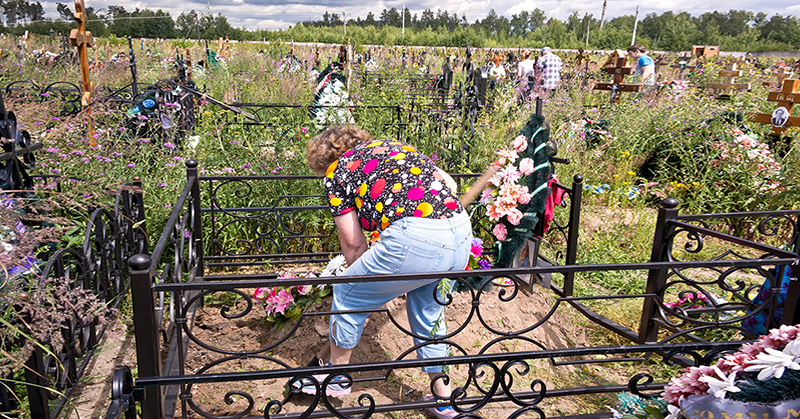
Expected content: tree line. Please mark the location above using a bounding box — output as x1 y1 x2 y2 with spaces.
1 4 798 52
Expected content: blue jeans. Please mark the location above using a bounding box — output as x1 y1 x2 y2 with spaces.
330 211 472 372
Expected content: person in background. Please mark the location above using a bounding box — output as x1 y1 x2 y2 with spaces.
536 47 563 91
516 50 536 101
627 44 656 87
303 125 473 419
488 54 507 88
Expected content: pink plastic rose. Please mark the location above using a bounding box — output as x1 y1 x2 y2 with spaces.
519 157 535 175
295 285 313 295
493 224 508 241
507 208 523 225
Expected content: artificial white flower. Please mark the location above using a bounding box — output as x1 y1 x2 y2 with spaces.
744 338 800 380
698 366 741 398
606 405 622 419
321 255 348 277
664 403 683 419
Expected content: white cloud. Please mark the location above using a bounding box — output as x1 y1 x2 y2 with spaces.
38 0 798 30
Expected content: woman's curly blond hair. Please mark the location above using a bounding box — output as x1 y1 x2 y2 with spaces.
306 125 372 174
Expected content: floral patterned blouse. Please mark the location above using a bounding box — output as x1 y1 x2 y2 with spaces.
324 139 463 231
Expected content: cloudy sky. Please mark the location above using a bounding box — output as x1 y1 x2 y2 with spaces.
40 0 800 30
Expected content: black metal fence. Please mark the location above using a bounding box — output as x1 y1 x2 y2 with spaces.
0 173 146 419
104 161 798 419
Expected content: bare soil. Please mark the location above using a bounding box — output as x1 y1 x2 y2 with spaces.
66 283 602 419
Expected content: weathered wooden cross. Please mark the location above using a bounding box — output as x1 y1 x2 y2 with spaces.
776 67 795 86
706 62 750 98
750 79 800 137
594 57 642 104
69 0 95 144
669 58 696 80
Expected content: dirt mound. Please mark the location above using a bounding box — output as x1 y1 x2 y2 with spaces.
178 284 585 418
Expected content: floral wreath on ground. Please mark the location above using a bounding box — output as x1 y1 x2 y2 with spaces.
611 325 800 419
253 256 347 330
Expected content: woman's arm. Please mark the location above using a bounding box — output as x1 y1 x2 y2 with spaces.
334 211 369 266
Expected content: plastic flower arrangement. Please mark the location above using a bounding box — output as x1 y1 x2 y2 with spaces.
661 324 800 419
253 256 347 330
480 135 538 242
466 238 492 271
610 392 670 419
663 292 729 311
708 128 782 193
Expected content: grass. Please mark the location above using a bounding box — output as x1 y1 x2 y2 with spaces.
2 35 798 418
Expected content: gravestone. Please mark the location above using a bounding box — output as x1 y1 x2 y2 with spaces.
594 57 642 104
669 57 696 80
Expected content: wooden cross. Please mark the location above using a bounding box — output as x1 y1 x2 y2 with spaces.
594 57 642 104
669 58 696 80
706 62 750 97
69 0 95 144
225 36 230 60
776 67 794 86
185 48 193 80
750 79 800 137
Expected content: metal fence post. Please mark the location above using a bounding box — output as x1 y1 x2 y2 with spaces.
562 174 583 297
128 254 164 419
638 198 679 343
23 346 49 419
186 160 204 278
782 214 800 325
132 176 147 254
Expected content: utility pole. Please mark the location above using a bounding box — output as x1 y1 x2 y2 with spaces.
631 6 639 46
342 11 349 41
599 0 607 30
585 16 590 48
402 4 405 36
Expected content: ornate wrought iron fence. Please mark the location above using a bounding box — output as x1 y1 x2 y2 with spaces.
0 176 146 419
104 161 798 419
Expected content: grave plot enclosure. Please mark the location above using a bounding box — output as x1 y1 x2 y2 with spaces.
105 161 799 419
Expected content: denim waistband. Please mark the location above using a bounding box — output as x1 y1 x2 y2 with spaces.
395 210 470 233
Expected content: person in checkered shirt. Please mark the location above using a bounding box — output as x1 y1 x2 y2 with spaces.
536 47 563 90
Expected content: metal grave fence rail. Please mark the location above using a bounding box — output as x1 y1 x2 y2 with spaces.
0 174 147 419
104 161 799 419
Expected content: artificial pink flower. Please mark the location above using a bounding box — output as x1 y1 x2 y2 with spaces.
254 287 269 302
506 208 523 225
498 165 522 185
295 285 313 295
486 203 503 221
499 183 523 205
519 157 535 175
495 148 519 167
517 186 532 204
480 188 496 205
493 224 507 241
470 238 484 259
512 135 528 152
270 289 294 315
